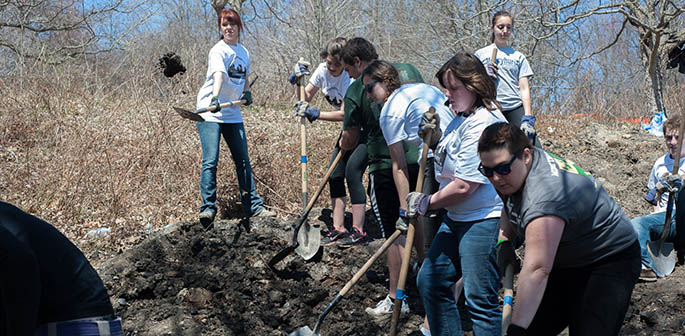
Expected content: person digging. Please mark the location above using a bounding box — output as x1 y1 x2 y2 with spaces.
631 113 685 281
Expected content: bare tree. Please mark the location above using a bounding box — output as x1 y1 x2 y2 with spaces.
534 0 685 117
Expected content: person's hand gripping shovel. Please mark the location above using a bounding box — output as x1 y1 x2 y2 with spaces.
174 99 247 121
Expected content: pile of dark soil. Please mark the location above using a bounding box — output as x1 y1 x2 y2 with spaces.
99 117 685 335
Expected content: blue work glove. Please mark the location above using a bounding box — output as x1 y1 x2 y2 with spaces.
418 108 442 150
505 324 527 336
240 90 252 106
486 63 498 79
396 209 409 234
520 115 537 144
210 95 221 112
407 192 431 218
287 60 311 85
295 101 320 122
644 188 658 206
496 240 521 277
656 173 682 194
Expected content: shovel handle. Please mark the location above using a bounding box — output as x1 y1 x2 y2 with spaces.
195 99 247 113
490 47 498 65
390 115 433 336
502 264 515 331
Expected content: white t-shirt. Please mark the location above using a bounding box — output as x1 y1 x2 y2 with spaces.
379 83 452 162
196 40 251 123
648 153 685 211
433 106 507 221
309 62 352 109
475 44 533 111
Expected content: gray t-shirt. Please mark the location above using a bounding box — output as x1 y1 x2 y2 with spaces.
501 147 637 268
475 44 533 111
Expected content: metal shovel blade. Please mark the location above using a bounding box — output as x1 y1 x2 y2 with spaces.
289 326 317 336
174 107 205 122
647 240 675 278
295 220 321 260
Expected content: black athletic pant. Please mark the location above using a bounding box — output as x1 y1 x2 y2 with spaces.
328 142 368 205
526 241 640 336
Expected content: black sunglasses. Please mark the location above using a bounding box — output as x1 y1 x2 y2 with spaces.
478 154 518 177
365 79 379 94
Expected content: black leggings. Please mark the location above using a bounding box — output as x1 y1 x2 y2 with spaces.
503 105 542 148
328 142 368 205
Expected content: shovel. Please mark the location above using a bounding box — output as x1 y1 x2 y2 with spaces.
502 264 515 330
389 112 433 336
174 99 246 121
268 149 345 269
647 111 685 277
290 230 403 336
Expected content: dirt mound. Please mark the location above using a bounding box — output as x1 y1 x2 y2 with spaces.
99 117 685 335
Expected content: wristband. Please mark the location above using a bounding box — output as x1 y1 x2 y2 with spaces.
399 208 407 218
496 239 507 247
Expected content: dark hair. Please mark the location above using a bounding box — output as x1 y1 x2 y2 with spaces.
320 37 347 60
478 122 532 156
217 8 243 32
435 52 501 113
340 37 378 65
664 113 682 134
361 60 402 94
490 10 513 42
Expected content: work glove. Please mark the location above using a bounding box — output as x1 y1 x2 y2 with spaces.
505 324 527 336
407 192 431 218
486 63 499 80
210 95 221 112
520 115 537 145
287 60 311 85
240 90 253 106
656 173 682 194
418 108 442 150
496 240 521 277
644 188 658 206
295 101 320 122
396 209 410 234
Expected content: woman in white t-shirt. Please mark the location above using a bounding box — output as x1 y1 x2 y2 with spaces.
195 8 274 226
291 38 368 246
475 10 538 146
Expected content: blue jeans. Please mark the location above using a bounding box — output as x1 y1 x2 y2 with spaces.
631 211 677 268
417 217 501 336
196 121 264 217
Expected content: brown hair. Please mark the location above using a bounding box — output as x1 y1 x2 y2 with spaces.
340 37 378 65
435 52 502 113
361 60 402 94
217 8 242 32
664 113 681 135
320 37 347 60
490 10 514 42
478 122 532 156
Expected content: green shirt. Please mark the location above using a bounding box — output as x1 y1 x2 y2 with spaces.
343 62 424 172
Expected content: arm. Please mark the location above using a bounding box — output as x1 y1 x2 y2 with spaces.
304 83 318 102
340 127 360 150
519 76 532 117
426 177 479 210
318 100 345 121
498 210 516 242
388 142 411 210
511 215 565 328
213 71 224 97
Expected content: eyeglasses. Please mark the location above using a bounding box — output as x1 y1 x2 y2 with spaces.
478 154 518 177
364 80 379 94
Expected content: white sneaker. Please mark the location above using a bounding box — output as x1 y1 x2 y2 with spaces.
420 326 432 336
365 295 409 316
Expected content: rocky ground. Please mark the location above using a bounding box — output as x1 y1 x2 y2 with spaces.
98 116 685 335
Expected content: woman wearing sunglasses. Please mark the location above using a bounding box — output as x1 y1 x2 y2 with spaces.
405 53 507 335
477 122 640 336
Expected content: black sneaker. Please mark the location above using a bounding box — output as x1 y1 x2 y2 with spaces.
338 227 368 248
321 229 348 246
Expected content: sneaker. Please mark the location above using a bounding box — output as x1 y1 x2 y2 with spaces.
419 326 432 336
338 227 367 247
199 210 216 229
253 208 276 218
365 295 409 316
639 268 657 282
321 229 348 246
